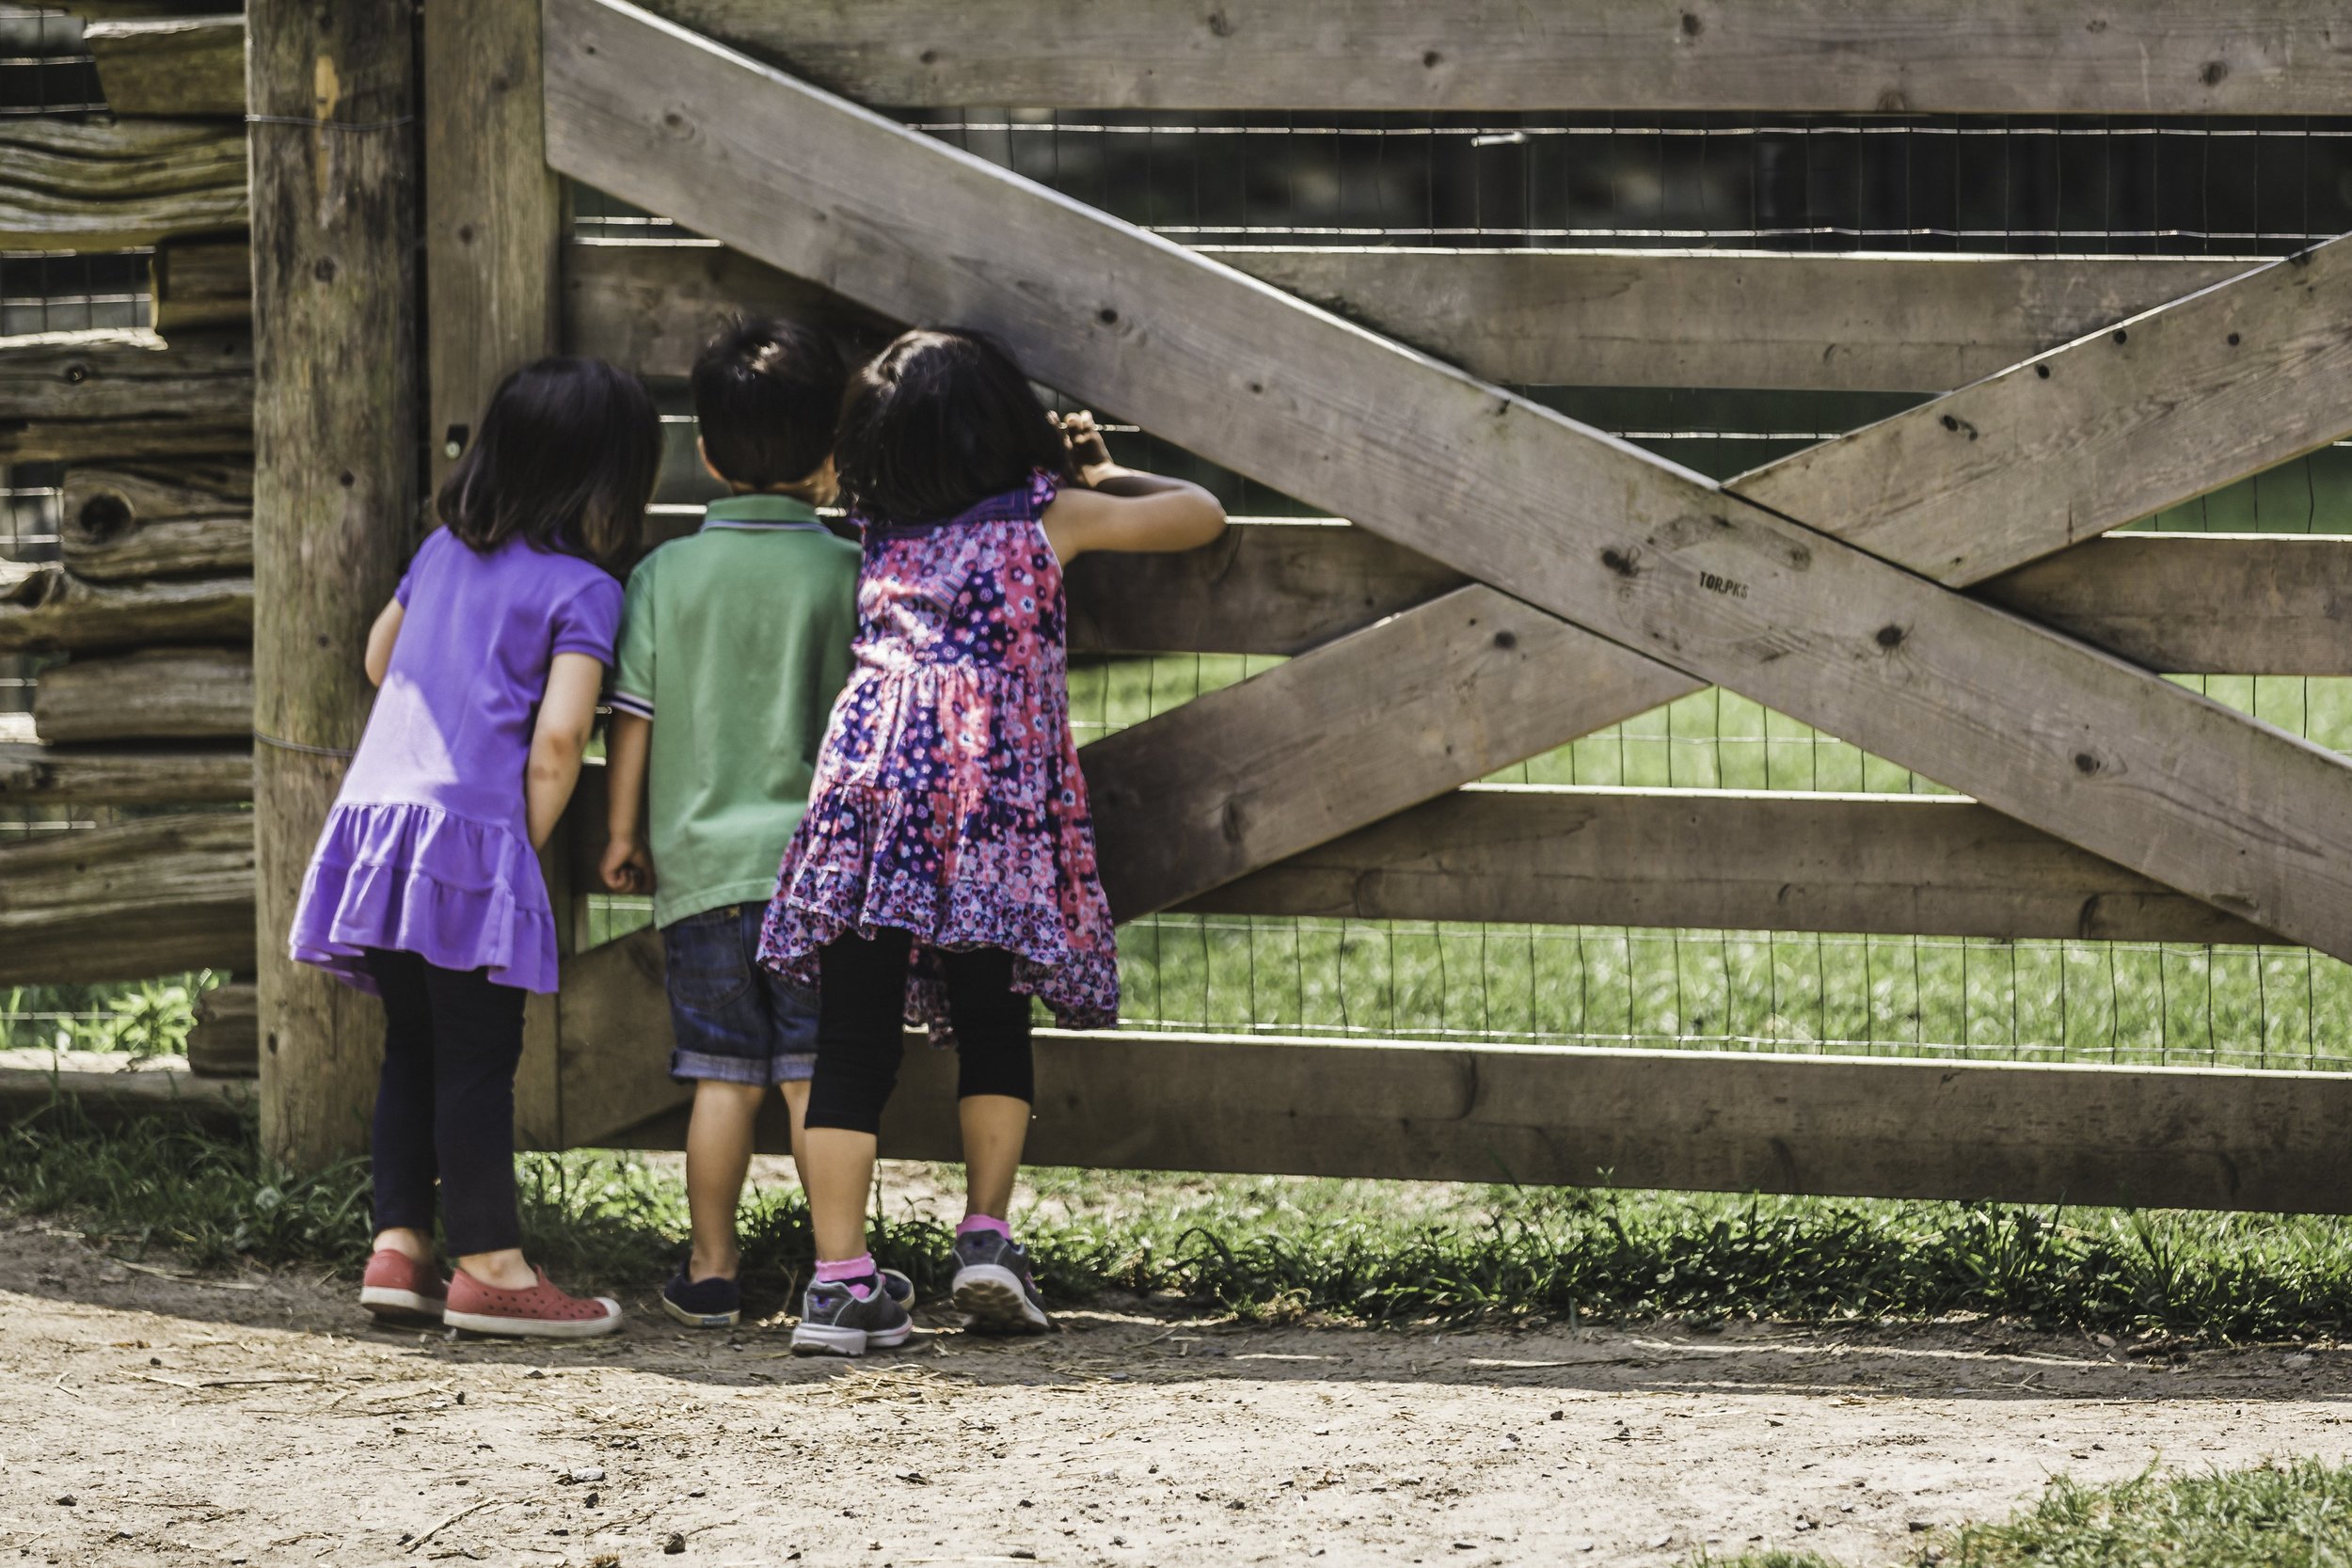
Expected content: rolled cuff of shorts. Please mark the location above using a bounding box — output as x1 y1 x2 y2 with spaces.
670 1048 817 1086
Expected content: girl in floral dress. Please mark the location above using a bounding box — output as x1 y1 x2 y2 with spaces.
761 328 1226 1355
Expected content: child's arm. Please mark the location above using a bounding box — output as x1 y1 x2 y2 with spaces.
362 598 404 688
1041 411 1226 562
525 652 604 851
598 710 656 895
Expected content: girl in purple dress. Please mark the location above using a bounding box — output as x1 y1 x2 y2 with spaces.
289 357 659 1338
761 329 1227 1356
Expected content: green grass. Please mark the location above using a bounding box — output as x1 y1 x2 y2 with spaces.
1698 1459 2352 1568
16 1097 2352 1340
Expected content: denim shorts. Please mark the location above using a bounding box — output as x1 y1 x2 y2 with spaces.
660 904 818 1086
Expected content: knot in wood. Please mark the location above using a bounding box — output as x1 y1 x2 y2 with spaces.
2074 752 2103 776
1599 547 1638 578
1874 625 1905 649
1678 11 1703 37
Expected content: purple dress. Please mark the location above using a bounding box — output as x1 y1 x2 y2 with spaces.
759 474 1120 1039
287 528 622 994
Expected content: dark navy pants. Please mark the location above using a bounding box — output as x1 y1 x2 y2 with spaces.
363 948 527 1256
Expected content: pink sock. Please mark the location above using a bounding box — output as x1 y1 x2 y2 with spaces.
958 1214 1012 1240
815 1253 877 1299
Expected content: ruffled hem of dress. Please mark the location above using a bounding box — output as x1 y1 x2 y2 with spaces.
761 860 1119 1044
287 800 557 994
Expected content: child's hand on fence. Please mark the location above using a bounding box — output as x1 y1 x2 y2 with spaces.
599 834 655 895
1053 409 1115 481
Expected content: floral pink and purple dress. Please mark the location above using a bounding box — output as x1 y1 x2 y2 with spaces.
758 473 1119 1039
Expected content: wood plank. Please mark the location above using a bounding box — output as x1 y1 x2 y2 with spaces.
151 238 253 332
83 16 246 117
0 417 253 465
545 3 2352 959
563 935 2352 1215
0 812 256 986
568 239 2259 396
0 741 250 805
0 119 247 251
0 562 250 653
640 0 2352 116
1214 248 2260 394
249 0 419 1170
1734 245 2352 590
1065 523 2352 674
0 330 251 425
0 1065 250 1133
1183 784 2276 944
59 462 251 581
562 237 898 379
186 980 259 1079
424 0 572 1150
31 645 251 743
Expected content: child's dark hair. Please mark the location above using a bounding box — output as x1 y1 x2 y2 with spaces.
436 356 660 568
834 328 1069 526
691 315 847 491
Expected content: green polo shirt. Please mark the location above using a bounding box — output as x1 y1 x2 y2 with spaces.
610 494 863 928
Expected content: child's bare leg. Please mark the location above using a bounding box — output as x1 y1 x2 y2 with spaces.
685 1079 766 1281
803 1128 878 1261
373 1226 433 1261
958 1094 1029 1221
779 1077 812 1184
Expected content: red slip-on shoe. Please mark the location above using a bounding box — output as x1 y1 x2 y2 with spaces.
358 1248 448 1323
443 1267 622 1340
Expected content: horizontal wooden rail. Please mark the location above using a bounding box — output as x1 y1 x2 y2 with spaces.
0 813 256 986
1061 521 2352 674
0 1063 251 1133
567 237 2258 395
638 0 2352 115
561 928 2352 1212
0 562 252 654
84 17 246 118
0 330 254 464
566 771 2276 944
30 646 252 744
1179 784 2275 943
0 119 248 253
0 741 251 805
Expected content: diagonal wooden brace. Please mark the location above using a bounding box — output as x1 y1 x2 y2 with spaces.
546 0 2352 958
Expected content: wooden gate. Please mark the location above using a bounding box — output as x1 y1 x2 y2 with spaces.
14 0 2352 1211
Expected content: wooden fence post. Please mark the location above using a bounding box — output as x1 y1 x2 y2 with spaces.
248 0 421 1171
421 0 567 1148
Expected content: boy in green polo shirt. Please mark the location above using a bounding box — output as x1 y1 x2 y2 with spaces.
601 317 907 1329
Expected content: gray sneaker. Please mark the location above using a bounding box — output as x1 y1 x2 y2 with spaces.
789 1276 913 1357
878 1267 916 1312
949 1231 1052 1335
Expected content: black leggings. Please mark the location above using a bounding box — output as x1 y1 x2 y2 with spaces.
363 948 528 1256
804 928 1034 1134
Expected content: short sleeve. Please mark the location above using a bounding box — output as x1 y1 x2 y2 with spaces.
549 570 624 664
393 528 441 607
608 558 657 720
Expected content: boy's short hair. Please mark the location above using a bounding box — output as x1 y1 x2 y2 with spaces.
691 316 848 491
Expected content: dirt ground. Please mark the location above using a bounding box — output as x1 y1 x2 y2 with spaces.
4 1222 2350 1567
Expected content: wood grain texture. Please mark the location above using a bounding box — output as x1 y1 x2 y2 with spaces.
1065 522 2352 673
248 0 418 1171
0 741 250 805
424 0 572 1148
1733 240 2352 588
562 936 2352 1214
0 813 256 986
151 237 252 331
59 462 251 580
186 980 259 1078
0 416 252 465
543 2 2352 956
562 237 898 378
31 646 251 742
0 329 250 424
0 562 250 652
567 239 2255 395
0 1065 250 1132
83 15 246 116
0 119 247 250
639 0 2352 115
1183 784 2277 943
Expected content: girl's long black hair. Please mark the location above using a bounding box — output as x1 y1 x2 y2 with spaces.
436 356 660 569
834 328 1070 527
